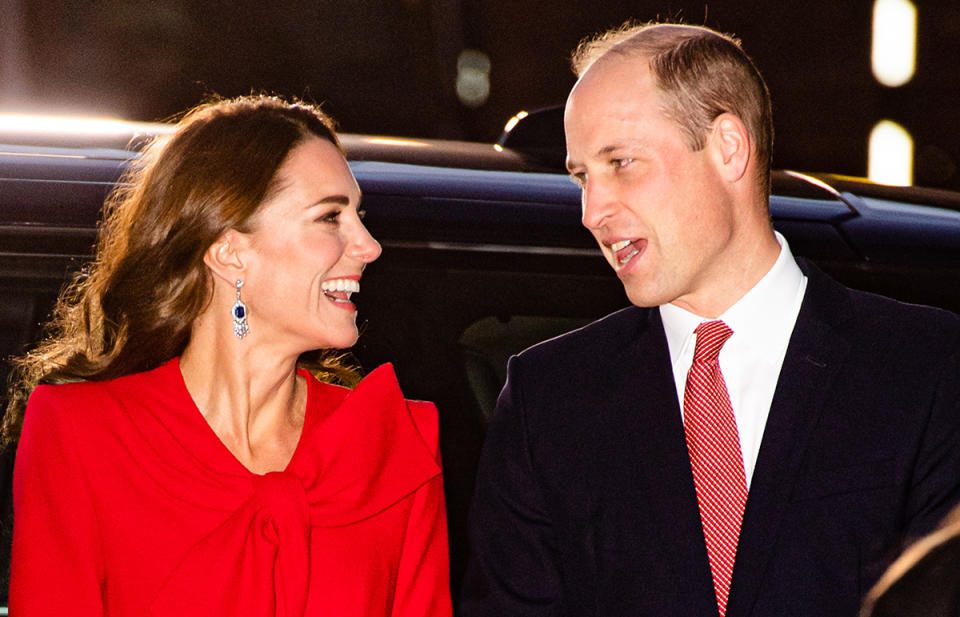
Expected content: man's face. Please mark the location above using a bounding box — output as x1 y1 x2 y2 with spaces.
564 57 742 314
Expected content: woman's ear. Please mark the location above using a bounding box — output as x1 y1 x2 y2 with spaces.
203 231 247 285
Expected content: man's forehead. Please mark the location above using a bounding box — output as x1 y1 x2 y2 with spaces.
568 56 657 115
578 51 652 87
566 64 661 131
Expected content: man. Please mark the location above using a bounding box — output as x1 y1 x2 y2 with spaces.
460 22 960 617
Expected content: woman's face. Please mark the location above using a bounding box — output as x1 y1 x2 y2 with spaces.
238 137 381 352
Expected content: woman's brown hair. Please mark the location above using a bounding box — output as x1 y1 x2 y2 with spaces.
3 95 359 444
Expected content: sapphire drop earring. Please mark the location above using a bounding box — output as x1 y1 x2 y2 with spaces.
232 279 249 339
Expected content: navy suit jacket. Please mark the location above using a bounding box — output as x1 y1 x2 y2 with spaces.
461 262 960 617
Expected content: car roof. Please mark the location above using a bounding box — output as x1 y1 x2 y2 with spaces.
3 112 959 214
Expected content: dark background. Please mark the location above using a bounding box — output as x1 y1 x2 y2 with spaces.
1 0 959 189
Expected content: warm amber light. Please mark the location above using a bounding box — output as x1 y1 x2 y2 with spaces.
868 120 913 186
871 0 917 87
365 137 429 148
503 111 528 134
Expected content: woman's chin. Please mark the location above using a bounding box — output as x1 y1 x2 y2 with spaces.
309 329 359 352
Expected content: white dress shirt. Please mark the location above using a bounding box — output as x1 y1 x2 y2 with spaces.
659 232 807 488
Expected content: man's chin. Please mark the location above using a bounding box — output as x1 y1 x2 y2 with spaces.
623 283 668 309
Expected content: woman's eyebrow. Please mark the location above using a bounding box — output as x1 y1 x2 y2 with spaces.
304 194 352 209
316 195 351 206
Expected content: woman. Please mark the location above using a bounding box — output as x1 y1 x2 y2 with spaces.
5 95 451 616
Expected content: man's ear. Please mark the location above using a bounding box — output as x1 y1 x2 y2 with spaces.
708 113 751 183
203 231 247 285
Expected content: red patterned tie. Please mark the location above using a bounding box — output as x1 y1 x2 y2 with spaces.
683 320 748 617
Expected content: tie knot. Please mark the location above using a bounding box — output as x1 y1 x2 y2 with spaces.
693 320 733 363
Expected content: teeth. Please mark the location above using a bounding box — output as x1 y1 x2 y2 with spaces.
618 249 639 265
321 278 360 294
610 240 631 252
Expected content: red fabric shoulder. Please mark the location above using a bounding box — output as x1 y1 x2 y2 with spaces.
406 399 441 463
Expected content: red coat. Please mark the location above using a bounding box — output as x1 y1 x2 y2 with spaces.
12 359 451 617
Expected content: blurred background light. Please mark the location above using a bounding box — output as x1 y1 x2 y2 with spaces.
0 114 172 137
456 49 492 108
871 0 917 87
869 119 913 186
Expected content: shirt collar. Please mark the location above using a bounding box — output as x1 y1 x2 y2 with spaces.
660 232 806 356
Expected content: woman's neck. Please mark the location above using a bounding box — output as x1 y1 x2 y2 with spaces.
179 314 307 474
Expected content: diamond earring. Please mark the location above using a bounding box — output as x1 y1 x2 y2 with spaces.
232 279 249 339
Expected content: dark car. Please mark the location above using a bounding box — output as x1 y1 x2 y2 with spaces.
1 110 959 612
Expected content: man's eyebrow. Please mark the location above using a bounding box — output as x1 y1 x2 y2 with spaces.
567 141 649 172
597 142 645 156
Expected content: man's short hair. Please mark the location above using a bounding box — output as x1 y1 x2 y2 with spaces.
572 22 774 190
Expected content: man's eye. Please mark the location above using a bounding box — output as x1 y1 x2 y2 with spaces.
569 173 586 188
357 209 367 221
612 158 633 170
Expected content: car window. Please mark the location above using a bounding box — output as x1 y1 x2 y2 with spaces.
460 315 592 422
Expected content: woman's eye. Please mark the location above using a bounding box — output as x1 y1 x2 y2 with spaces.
317 210 341 224
357 209 367 221
612 158 633 170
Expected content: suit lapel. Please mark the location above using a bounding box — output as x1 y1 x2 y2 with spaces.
726 263 854 617
617 309 720 615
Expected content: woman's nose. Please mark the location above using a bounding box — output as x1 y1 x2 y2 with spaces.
351 222 382 264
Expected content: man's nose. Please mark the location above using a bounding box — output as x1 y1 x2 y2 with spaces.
580 178 618 230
